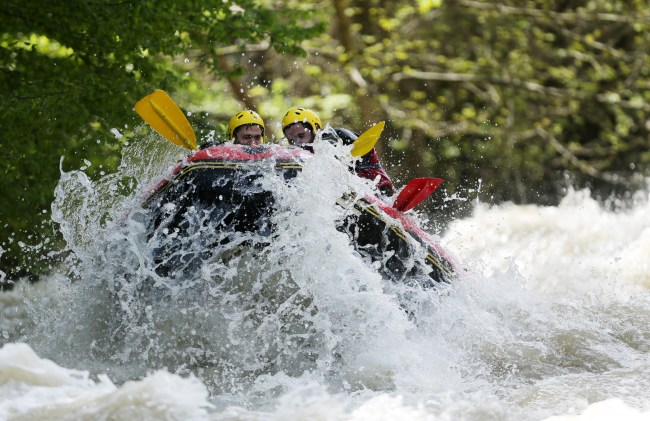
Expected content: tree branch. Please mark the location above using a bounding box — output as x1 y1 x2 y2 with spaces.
393 70 650 111
457 0 650 23
534 127 626 184
393 70 573 96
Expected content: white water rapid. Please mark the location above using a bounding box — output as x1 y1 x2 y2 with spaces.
1 134 649 420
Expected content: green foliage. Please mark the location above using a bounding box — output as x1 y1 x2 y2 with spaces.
294 1 650 198
0 0 323 282
214 0 650 222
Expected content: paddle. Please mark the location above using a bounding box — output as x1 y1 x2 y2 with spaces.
393 177 443 212
350 121 384 157
134 89 197 150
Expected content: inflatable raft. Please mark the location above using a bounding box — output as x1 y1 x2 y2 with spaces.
141 143 455 286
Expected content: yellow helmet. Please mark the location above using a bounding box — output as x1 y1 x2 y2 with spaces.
228 110 265 139
282 107 322 133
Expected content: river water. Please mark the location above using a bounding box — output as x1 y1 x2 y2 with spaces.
1 135 649 420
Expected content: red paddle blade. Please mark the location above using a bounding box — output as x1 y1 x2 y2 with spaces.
393 177 443 212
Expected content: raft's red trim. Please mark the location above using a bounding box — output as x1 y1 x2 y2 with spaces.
366 195 455 266
142 143 311 204
181 143 310 171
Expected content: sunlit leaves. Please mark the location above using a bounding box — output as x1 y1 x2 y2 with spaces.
417 0 443 14
0 0 324 280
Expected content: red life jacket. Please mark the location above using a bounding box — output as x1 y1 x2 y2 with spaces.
354 147 394 196
326 127 394 196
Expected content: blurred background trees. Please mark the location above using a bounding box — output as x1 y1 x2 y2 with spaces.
2 0 650 283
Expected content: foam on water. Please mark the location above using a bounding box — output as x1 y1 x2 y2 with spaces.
443 188 650 299
1 134 650 420
0 343 213 420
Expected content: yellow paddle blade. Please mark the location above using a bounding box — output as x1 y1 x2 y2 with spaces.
134 89 197 150
351 121 385 157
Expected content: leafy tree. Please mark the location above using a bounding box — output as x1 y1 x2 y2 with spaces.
349 0 650 204
223 0 650 201
0 0 323 284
